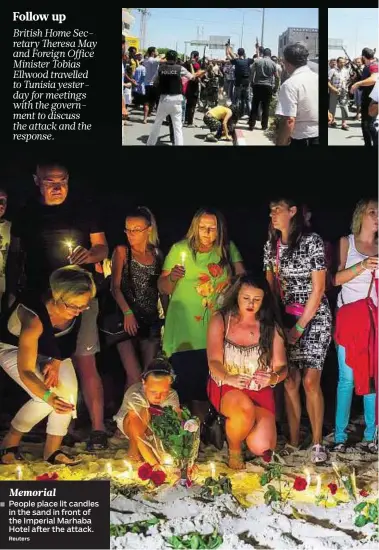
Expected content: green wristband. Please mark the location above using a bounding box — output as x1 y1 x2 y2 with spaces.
123 309 133 316
295 323 305 334
42 390 52 403
351 264 358 275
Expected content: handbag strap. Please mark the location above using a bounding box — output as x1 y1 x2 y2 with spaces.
367 271 375 299
275 240 285 301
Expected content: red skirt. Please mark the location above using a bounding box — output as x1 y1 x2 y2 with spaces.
207 377 275 416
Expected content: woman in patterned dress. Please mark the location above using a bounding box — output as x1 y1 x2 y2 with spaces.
264 197 332 464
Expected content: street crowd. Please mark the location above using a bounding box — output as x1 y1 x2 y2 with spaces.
122 35 319 146
328 47 378 147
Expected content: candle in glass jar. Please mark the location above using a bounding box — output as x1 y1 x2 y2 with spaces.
66 241 74 257
123 461 133 478
303 468 311 488
315 475 322 496
209 462 216 479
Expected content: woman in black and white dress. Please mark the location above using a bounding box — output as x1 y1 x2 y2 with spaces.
264 197 332 464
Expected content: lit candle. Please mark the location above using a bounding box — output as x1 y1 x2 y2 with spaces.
16 465 22 480
105 462 112 476
66 241 74 257
315 475 322 496
303 468 311 488
209 462 216 479
180 252 187 267
123 461 133 478
70 395 77 419
162 454 174 466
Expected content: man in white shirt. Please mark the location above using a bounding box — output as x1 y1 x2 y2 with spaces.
142 47 160 124
328 57 350 130
276 44 319 146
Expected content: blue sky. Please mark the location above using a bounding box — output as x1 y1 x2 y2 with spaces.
130 8 319 57
328 8 378 59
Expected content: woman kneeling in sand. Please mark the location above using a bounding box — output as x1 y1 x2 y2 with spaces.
114 357 181 465
207 273 287 469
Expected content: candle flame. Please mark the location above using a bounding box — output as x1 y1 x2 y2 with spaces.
123 461 133 476
16 465 23 480
180 252 187 266
209 462 216 479
105 462 112 475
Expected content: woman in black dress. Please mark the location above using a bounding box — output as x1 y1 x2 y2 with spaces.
111 207 166 388
264 197 332 463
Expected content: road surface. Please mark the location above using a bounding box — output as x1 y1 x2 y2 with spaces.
328 113 364 146
122 105 233 147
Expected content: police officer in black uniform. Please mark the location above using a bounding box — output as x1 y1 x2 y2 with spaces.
147 50 203 146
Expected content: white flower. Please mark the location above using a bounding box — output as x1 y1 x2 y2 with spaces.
183 419 199 433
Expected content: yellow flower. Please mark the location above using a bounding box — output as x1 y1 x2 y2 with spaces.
196 282 214 297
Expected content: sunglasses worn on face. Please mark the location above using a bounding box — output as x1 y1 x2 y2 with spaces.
125 226 149 235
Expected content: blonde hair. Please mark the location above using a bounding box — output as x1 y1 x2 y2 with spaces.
49 266 96 302
186 207 231 268
351 199 378 236
126 206 159 247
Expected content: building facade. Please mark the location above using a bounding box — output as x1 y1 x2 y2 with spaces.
122 8 135 35
278 28 319 59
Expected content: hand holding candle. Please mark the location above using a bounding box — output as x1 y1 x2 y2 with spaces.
169 265 186 283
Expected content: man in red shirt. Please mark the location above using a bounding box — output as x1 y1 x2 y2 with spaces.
351 48 378 147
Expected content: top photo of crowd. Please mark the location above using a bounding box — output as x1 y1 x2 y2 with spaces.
121 8 320 147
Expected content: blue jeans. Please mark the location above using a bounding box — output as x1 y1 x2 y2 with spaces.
335 345 376 443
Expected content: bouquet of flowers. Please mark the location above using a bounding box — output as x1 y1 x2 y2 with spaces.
149 406 200 485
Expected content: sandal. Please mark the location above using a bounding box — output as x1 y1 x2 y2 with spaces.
330 442 347 453
46 449 82 466
310 444 328 464
279 443 299 457
0 446 23 464
87 430 108 451
355 440 378 454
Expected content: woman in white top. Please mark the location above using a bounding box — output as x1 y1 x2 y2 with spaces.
333 199 378 452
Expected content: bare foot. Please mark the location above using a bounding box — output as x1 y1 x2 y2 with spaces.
228 450 245 470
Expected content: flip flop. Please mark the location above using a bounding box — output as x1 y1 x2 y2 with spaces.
46 449 82 466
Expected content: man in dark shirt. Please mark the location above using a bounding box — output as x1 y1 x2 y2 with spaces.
6 162 109 450
184 51 203 127
249 48 279 131
351 47 378 147
226 45 255 117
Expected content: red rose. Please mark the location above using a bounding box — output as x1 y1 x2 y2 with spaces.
138 463 153 481
199 274 211 283
262 450 273 463
36 472 59 481
293 476 308 491
150 469 167 486
148 406 164 416
208 264 223 278
327 483 338 495
359 489 369 497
